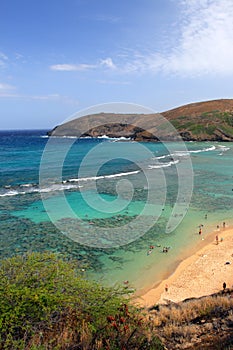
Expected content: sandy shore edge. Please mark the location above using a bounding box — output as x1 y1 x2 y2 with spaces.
136 226 233 308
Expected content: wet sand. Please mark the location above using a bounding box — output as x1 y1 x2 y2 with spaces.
136 226 233 308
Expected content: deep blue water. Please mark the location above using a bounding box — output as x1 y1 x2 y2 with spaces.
0 130 49 187
0 130 149 189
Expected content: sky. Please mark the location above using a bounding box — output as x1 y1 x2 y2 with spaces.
1 0 233 129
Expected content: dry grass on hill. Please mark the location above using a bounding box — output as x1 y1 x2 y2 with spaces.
148 291 233 349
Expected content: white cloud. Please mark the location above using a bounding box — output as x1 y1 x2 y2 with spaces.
15 53 24 60
0 52 8 60
50 63 96 71
50 1 233 77
0 52 8 67
0 91 79 105
30 94 79 105
97 79 130 85
0 83 15 90
163 0 233 76
50 58 117 72
100 57 116 69
117 0 233 77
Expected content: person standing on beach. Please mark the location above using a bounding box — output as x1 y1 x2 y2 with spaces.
199 227 202 235
216 234 219 245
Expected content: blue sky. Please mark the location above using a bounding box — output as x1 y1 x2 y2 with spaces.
1 0 233 129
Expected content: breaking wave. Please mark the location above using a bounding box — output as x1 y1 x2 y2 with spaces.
148 159 179 169
0 170 141 197
2 143 221 198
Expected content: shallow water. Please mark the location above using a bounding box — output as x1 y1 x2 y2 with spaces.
0 130 233 292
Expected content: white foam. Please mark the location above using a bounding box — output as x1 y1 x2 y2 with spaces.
47 135 78 139
0 190 20 197
104 170 140 178
38 183 83 193
172 145 216 157
0 169 141 197
190 145 216 153
171 152 189 157
62 136 77 139
0 183 83 197
148 160 179 169
69 176 105 182
97 135 132 141
153 155 168 160
69 170 140 182
217 145 230 151
97 135 111 139
152 145 217 161
113 136 132 141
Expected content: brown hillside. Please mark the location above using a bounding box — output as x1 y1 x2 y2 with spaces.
162 98 233 119
48 99 233 141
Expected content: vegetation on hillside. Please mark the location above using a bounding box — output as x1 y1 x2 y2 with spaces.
0 252 162 350
149 293 233 349
1 252 233 349
170 111 233 140
48 99 233 141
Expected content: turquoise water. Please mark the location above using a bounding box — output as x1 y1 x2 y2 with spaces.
12 192 148 223
1 130 233 292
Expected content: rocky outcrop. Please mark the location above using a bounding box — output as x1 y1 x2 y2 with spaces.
48 99 233 141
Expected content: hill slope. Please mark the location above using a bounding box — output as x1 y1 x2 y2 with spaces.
48 99 233 141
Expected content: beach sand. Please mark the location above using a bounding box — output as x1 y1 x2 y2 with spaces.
136 226 233 308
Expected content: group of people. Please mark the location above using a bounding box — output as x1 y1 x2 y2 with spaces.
147 245 170 255
147 245 155 255
199 224 203 235
199 217 226 237
162 246 170 253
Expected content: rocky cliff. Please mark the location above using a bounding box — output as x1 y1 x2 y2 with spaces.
48 99 233 141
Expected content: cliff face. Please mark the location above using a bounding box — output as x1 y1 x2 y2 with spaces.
48 99 233 141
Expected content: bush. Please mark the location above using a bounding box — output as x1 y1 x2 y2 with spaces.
0 252 163 350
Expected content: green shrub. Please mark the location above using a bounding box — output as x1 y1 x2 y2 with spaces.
0 252 163 350
205 125 216 135
170 120 181 129
189 124 206 135
223 113 233 126
219 124 233 136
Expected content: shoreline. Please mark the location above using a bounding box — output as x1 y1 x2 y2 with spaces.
135 225 233 308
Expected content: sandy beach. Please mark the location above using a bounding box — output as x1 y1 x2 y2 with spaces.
137 226 233 308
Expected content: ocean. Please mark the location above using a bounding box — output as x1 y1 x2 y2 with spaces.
0 129 233 293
